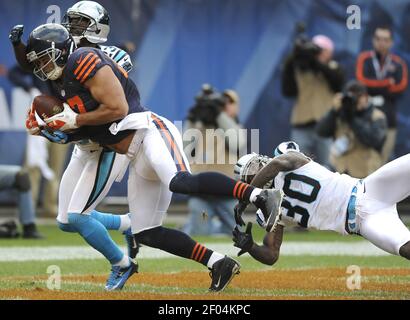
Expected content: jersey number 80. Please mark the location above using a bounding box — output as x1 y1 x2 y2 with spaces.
281 173 321 228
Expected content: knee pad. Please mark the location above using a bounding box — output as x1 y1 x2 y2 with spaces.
169 171 198 194
14 170 31 192
399 241 410 260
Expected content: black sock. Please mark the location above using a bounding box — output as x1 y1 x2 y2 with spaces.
134 226 213 266
169 171 255 201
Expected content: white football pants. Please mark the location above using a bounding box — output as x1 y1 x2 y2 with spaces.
356 154 410 255
125 114 191 234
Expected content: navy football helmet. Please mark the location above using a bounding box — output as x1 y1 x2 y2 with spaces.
26 24 75 81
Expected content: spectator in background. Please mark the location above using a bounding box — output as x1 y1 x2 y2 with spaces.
356 26 408 163
316 80 387 178
0 165 43 238
281 34 345 167
7 65 69 218
182 86 246 236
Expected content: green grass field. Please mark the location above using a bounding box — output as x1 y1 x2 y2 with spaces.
0 224 408 300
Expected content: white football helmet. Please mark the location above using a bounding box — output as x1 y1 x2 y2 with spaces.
234 153 272 186
273 141 300 157
62 1 110 45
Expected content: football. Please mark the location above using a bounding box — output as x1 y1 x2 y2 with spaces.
32 94 64 121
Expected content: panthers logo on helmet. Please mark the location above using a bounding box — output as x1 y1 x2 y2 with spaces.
274 141 300 157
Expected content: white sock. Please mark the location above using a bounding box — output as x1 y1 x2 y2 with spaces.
249 188 262 203
207 252 225 269
113 255 130 268
119 213 131 232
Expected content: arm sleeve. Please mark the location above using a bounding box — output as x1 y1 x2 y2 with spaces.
315 109 338 138
349 112 387 150
12 42 33 72
66 129 89 143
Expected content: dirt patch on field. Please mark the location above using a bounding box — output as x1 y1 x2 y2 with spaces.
1 268 409 300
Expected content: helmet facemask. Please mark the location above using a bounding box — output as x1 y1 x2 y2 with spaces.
62 9 108 45
234 153 272 187
63 13 97 44
27 42 64 81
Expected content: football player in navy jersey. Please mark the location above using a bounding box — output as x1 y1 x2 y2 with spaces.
10 2 139 291
24 23 283 292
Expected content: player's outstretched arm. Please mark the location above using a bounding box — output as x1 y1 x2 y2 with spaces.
76 66 129 126
13 43 32 72
232 222 284 265
254 225 284 265
251 152 307 188
9 25 32 72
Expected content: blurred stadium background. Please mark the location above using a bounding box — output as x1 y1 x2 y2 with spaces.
3 0 410 200
0 0 409 300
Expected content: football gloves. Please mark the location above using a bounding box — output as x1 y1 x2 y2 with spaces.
234 200 249 227
40 129 69 144
25 104 40 135
232 222 254 256
45 103 79 131
25 104 70 144
9 25 24 46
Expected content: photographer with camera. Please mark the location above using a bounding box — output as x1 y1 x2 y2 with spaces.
183 85 246 236
316 80 387 178
282 32 344 167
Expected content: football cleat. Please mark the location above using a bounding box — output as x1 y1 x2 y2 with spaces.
105 260 138 291
209 256 240 292
123 228 141 260
253 189 284 232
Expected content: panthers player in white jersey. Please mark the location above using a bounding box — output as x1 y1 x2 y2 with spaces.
232 141 410 265
12 1 139 290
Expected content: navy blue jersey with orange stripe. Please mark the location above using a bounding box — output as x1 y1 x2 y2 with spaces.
61 47 147 145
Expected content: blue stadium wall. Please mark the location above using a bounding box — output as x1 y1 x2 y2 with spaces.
1 0 410 201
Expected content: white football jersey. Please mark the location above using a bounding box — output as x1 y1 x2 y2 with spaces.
100 45 133 73
274 160 358 234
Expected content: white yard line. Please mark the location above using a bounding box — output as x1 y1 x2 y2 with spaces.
0 241 390 262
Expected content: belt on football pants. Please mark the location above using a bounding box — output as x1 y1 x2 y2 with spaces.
345 180 363 235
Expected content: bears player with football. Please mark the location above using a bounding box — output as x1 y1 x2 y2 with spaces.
10 1 133 73
23 22 283 292
11 1 139 291
232 142 410 265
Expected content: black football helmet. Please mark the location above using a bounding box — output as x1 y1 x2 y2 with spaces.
26 23 75 81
